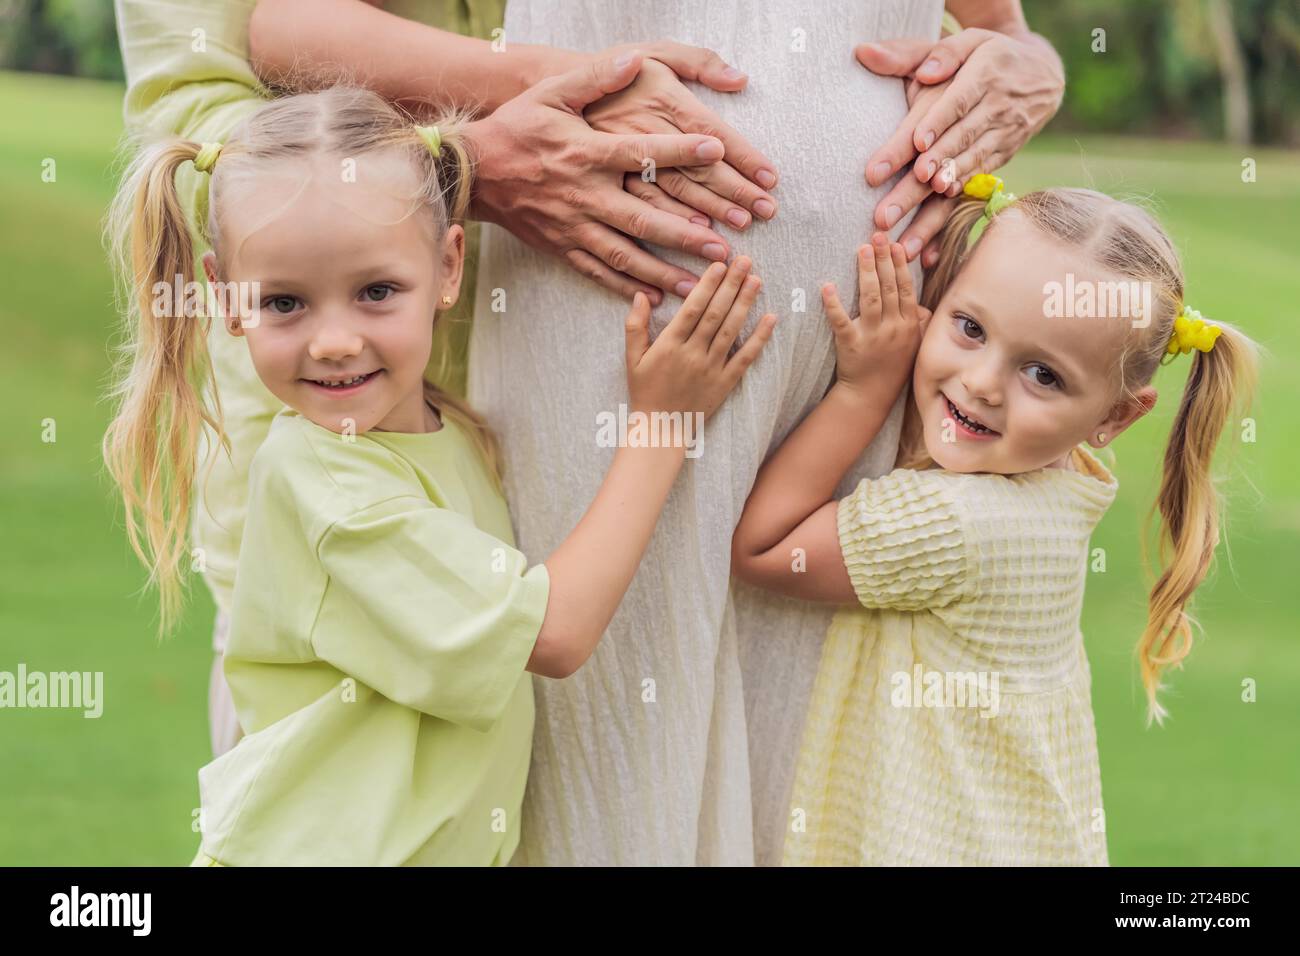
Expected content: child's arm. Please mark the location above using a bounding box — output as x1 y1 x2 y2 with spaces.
528 258 775 678
731 235 928 603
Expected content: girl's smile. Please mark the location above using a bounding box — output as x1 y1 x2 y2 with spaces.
302 368 384 396
941 391 1001 440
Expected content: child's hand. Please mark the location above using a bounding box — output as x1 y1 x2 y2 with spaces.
625 256 776 420
823 232 931 398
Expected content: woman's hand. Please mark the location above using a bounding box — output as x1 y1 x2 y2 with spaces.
857 27 1064 264
823 233 929 399
625 257 776 420
466 52 742 305
585 54 778 233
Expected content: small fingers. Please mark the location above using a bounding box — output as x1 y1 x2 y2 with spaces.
873 233 900 316
724 313 777 384
891 241 917 315
664 260 728 341
692 256 752 346
856 243 881 322
624 291 652 370
822 282 852 333
710 272 763 359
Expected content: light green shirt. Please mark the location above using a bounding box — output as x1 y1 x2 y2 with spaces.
114 0 504 613
197 408 549 865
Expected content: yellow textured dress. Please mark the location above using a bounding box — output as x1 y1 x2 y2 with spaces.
783 446 1118 866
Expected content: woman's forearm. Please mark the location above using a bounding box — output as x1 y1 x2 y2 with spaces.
529 441 688 679
249 0 585 114
733 382 894 560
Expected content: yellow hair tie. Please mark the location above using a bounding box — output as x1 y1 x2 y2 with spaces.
963 174 1016 248
1166 305 1221 357
192 142 223 174
414 124 442 158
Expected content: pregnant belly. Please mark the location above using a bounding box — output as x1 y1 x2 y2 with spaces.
502 1 928 334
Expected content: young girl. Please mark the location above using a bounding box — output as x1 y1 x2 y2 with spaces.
731 178 1257 866
103 86 775 866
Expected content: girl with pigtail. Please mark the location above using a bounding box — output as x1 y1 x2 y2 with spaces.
732 178 1257 866
103 86 775 865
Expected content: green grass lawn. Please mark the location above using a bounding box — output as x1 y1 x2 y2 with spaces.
1 70 1296 866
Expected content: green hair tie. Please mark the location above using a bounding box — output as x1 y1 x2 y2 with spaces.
414 124 442 158
192 142 223 175
963 174 1016 249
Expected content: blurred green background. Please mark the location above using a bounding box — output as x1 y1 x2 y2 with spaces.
1 2 1298 865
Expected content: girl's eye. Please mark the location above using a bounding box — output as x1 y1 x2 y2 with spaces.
362 284 395 303
264 295 300 315
1025 363 1061 389
955 314 984 340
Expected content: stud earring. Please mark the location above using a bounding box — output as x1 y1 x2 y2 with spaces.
1096 432 1107 444
441 295 453 306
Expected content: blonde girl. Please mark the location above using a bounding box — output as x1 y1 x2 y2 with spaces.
731 180 1256 866
104 85 775 866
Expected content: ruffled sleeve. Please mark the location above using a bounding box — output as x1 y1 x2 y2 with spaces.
836 469 969 611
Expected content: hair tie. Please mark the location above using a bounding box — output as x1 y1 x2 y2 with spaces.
963 174 1016 249
192 142 223 175
1166 305 1221 358
414 124 442 158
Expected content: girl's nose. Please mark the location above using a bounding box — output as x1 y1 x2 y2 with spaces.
961 360 1002 407
307 321 364 363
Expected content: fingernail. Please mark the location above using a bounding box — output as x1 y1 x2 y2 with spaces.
904 238 922 257
703 242 727 260
614 52 637 70
695 139 724 161
885 204 902 228
690 215 711 226
756 168 777 189
871 162 891 183
922 159 936 179
922 130 936 150
722 67 745 81
726 208 749 228
753 198 775 219
920 58 941 76
675 280 697 297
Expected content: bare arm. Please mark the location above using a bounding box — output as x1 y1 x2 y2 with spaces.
250 0 572 113
528 259 776 678
731 236 926 603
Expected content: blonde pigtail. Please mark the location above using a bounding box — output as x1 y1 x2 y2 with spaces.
103 139 227 635
1140 323 1258 723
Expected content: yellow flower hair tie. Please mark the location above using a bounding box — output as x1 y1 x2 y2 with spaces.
414 124 442 158
964 174 1016 248
1166 305 1221 357
192 142 223 175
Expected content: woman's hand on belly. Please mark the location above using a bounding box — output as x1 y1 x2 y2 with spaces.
469 52 740 305
585 56 778 236
856 19 1065 267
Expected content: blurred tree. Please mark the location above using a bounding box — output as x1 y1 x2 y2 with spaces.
0 0 123 81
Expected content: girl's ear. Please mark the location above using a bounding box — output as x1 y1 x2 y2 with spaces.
437 224 467 309
1090 385 1157 447
201 252 244 338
